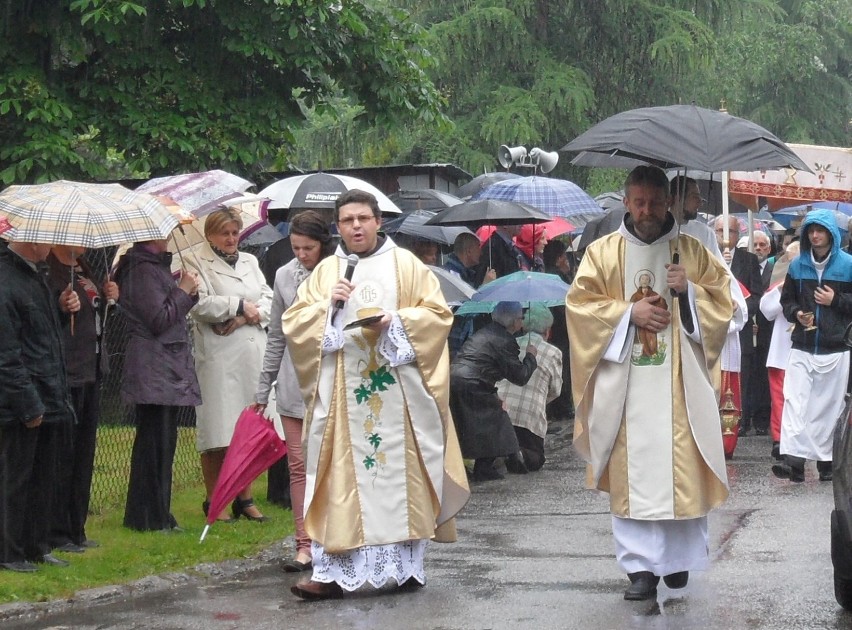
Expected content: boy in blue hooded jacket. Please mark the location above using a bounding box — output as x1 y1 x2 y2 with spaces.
775 209 852 482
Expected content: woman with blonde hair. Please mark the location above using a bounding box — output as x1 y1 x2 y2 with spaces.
187 207 273 522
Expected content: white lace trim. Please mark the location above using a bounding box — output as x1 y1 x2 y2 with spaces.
377 312 416 367
310 539 427 591
322 308 345 355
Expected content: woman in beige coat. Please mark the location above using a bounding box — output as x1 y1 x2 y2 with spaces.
187 208 273 522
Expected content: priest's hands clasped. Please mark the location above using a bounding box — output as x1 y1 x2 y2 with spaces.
631 295 671 333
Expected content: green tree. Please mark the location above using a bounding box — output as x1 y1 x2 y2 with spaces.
0 0 446 184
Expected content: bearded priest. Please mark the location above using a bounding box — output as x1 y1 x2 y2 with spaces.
566 165 732 602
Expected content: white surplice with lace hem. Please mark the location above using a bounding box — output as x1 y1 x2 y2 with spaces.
310 539 427 590
314 310 425 590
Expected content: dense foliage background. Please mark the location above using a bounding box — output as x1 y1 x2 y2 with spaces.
1 0 849 186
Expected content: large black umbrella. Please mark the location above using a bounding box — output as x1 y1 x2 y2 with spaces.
456 172 523 199
561 104 811 173
424 199 550 226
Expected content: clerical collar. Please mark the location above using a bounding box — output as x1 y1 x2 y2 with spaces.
340 234 387 258
622 212 676 245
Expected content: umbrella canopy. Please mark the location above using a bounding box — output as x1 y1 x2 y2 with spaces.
425 199 550 227
200 406 286 541
456 172 523 199
470 176 603 226
455 271 570 315
136 169 255 217
427 265 476 305
0 180 179 248
772 206 851 231
389 189 463 212
561 104 812 173
382 210 475 246
260 173 402 215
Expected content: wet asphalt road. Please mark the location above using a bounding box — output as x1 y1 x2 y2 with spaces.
5 423 852 630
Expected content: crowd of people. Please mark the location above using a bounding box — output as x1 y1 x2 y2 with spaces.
2 170 850 607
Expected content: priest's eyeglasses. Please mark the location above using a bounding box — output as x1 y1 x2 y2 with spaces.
338 214 376 226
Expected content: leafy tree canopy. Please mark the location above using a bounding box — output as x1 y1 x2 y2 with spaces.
0 0 446 184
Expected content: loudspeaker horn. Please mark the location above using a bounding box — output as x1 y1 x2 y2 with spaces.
498 145 527 169
529 148 559 174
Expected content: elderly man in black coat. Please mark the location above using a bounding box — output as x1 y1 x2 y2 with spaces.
0 239 76 572
450 301 538 481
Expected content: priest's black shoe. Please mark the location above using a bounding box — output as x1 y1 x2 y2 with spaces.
663 571 689 589
624 571 659 600
772 462 804 483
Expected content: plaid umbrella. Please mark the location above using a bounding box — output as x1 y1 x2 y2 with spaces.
0 180 179 247
137 170 255 217
471 176 603 226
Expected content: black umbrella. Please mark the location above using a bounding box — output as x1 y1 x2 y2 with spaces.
561 104 812 173
382 210 475 246
424 199 550 227
389 189 463 212
456 172 523 199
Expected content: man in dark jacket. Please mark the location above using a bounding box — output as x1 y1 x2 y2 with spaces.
775 209 852 482
450 301 538 481
0 239 75 572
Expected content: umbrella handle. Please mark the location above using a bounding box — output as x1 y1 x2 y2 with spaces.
669 251 680 298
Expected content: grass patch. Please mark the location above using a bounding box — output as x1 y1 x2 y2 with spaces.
0 474 295 605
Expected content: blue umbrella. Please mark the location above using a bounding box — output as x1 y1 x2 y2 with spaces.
471 176 603 227
455 271 570 315
773 201 852 229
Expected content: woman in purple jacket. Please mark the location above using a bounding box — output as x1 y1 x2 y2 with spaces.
114 239 202 532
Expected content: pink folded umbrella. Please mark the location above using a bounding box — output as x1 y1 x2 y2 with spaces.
200 407 287 542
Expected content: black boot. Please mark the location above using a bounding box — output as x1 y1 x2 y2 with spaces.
624 571 659 600
818 460 833 482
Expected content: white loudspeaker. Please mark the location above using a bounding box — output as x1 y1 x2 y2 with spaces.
498 145 527 168
529 148 559 173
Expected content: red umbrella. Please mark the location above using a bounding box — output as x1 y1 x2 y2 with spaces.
199 407 287 541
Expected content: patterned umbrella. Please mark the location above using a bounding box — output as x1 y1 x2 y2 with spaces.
259 172 402 214
0 180 179 247
470 176 603 226
137 169 255 217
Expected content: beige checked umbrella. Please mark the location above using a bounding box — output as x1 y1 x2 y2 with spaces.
0 180 180 247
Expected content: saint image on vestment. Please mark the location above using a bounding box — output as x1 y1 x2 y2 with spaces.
630 270 668 363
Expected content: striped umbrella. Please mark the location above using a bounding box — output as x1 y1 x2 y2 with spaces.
137 169 255 217
471 176 603 226
0 181 179 247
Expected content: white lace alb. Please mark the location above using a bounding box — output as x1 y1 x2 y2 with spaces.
310 539 427 591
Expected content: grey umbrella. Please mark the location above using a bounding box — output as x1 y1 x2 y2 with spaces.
382 210 474 245
456 172 523 199
561 104 812 173
426 265 476 305
424 199 550 226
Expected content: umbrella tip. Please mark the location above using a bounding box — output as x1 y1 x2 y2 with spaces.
199 524 210 543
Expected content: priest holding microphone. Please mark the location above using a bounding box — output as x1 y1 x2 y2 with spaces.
282 189 469 600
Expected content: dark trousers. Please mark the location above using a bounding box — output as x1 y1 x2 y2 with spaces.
266 455 292 509
743 347 771 432
50 383 100 547
514 426 546 472
0 422 62 562
123 404 179 531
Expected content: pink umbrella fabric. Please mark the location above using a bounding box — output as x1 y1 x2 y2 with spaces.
200 407 287 541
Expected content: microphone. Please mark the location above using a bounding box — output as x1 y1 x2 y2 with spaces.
333 254 360 320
